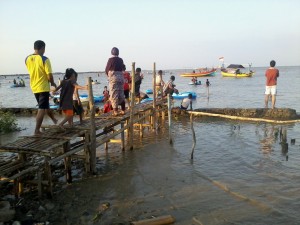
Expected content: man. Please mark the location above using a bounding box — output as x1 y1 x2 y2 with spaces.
25 40 57 135
163 75 178 97
155 70 165 97
265 60 279 109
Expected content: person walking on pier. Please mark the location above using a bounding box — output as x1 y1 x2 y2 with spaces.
265 60 279 109
25 40 58 135
53 68 88 128
105 47 126 116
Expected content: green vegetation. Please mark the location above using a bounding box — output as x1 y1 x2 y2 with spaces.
0 111 19 134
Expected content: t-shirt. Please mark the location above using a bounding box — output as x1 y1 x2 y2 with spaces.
105 56 124 74
181 98 191 109
265 68 279 86
156 74 162 86
25 54 52 93
123 72 131 90
60 79 76 110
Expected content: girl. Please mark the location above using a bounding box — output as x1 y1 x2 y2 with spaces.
53 68 87 128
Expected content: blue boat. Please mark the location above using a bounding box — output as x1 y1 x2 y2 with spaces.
145 89 153 94
140 98 153 103
80 95 104 103
172 91 197 99
50 105 59 109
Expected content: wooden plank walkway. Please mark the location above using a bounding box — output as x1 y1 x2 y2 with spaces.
0 98 168 197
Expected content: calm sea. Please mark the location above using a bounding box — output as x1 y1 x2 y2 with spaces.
1 67 300 224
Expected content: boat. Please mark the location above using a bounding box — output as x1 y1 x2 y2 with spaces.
180 68 217 77
50 105 59 109
221 64 254 77
92 81 100 85
140 98 153 103
145 89 153 94
189 81 202 85
172 91 197 99
80 95 104 103
10 84 25 88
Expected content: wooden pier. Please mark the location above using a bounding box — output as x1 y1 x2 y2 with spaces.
0 63 170 198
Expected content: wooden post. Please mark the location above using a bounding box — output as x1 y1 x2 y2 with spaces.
190 114 196 159
121 122 125 151
84 131 91 173
152 62 157 130
129 62 136 150
88 77 97 174
167 94 172 145
37 171 42 198
45 156 53 198
63 141 72 183
131 215 175 225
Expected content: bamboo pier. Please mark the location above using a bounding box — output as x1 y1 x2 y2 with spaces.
0 64 170 198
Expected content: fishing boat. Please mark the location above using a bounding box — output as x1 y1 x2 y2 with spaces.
140 98 153 103
172 91 197 99
10 84 25 88
221 64 254 77
180 68 217 77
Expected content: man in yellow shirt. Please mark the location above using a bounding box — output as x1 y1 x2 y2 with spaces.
25 40 57 135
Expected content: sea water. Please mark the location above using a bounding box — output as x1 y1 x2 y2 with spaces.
1 67 300 224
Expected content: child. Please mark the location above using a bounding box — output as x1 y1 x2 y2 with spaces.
134 67 143 97
103 96 113 113
180 93 193 110
103 86 109 98
206 79 210 87
53 68 87 128
73 73 84 123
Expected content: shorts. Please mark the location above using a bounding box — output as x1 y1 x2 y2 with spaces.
34 92 50 109
124 89 130 99
62 109 73 116
265 86 277 95
73 100 83 115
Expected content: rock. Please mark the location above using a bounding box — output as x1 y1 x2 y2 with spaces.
0 201 15 222
45 202 55 210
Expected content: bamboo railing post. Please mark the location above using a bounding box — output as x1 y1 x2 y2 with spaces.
63 141 72 183
121 122 125 151
84 131 91 173
190 114 196 159
167 94 173 145
87 77 96 174
129 62 136 150
152 62 157 130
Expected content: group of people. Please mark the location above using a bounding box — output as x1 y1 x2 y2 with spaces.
25 40 279 135
13 78 25 87
25 40 87 135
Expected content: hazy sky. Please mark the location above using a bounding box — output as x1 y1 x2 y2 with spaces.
0 0 299 74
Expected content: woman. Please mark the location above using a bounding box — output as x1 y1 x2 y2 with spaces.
105 47 126 116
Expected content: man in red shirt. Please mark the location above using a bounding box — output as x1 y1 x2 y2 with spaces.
265 60 279 109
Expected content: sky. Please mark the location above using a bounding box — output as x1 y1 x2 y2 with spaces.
0 0 300 75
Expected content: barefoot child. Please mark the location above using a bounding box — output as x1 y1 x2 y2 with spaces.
53 68 87 128
73 72 85 123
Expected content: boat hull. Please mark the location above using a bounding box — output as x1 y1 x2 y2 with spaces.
221 71 253 77
180 69 217 77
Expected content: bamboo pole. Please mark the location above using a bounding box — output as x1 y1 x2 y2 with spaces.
129 62 136 150
131 215 175 225
63 141 72 183
167 94 172 144
121 122 125 151
152 62 157 130
188 111 300 124
190 114 196 159
87 77 96 174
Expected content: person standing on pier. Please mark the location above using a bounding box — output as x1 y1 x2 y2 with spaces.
105 47 126 116
25 40 58 135
134 67 144 98
155 70 165 97
265 60 279 109
123 64 131 108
